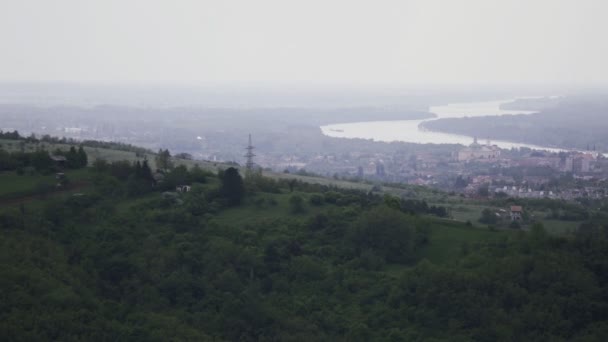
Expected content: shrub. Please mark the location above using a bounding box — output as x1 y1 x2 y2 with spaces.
309 194 324 206
289 195 305 214
0 209 22 229
479 208 500 225
509 221 521 229
350 206 419 264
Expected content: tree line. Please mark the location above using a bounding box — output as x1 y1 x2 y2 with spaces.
0 145 88 173
0 130 152 155
1 156 608 340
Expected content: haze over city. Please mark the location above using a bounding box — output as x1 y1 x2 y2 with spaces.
2 1 608 341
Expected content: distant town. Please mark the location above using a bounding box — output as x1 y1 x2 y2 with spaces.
2 96 607 204
259 136 607 202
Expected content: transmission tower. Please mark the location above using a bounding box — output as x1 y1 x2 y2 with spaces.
245 134 256 171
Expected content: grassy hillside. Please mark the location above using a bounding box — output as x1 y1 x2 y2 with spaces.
2 142 608 340
1 137 585 234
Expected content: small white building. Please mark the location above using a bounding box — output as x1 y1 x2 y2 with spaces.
176 185 191 193
510 206 523 221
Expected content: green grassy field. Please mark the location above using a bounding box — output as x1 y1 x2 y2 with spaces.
0 168 92 203
0 172 56 197
209 191 326 227
536 219 579 235
420 219 512 264
209 189 512 267
446 200 584 236
0 139 153 167
449 203 488 222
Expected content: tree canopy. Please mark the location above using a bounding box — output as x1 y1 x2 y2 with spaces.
219 167 245 205
1 155 608 341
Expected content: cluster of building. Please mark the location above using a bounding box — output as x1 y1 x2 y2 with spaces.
486 185 606 200
261 137 607 202
454 140 600 172
456 138 501 162
453 139 608 200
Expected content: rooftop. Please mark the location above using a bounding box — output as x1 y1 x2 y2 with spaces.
510 206 523 212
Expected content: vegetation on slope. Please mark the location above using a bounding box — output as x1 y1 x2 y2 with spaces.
1 143 608 340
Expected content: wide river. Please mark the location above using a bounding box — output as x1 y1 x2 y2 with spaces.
320 99 561 151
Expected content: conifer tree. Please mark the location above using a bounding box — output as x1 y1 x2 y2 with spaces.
141 159 154 182
77 146 88 167
66 146 79 168
134 161 143 178
220 167 245 205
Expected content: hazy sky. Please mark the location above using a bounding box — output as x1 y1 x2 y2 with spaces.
1 0 607 85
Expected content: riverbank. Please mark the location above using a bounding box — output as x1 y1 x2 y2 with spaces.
320 98 563 151
422 96 608 154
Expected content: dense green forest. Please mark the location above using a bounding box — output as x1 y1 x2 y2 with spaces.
2 146 608 340
422 97 608 151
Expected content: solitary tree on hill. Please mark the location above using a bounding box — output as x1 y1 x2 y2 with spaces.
220 167 245 205
156 149 173 171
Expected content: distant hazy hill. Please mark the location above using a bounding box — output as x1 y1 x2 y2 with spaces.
499 96 561 111
422 97 608 151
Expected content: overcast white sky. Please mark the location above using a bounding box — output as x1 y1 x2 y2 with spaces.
1 0 606 85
